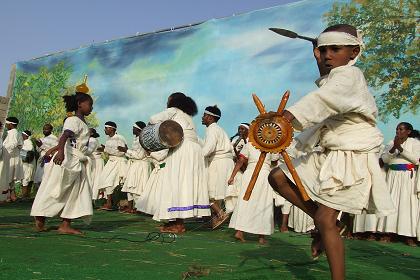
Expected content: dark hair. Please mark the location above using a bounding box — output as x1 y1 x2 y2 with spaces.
204 105 221 122
23 130 32 136
323 24 358 37
44 123 53 130
6 117 19 125
105 121 117 129
167 92 198 116
135 121 146 129
90 128 100 138
62 92 93 113
399 122 420 139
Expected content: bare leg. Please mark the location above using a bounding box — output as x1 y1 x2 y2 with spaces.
34 216 46 232
234 230 245 242
101 195 113 210
280 214 289 232
314 204 345 280
9 182 17 202
58 218 82 235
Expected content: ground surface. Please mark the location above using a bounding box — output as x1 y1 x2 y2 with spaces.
1 202 419 280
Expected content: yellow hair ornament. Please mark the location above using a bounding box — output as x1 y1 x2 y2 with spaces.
76 75 90 94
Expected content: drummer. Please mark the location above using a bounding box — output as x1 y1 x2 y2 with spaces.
2 117 24 202
96 121 128 210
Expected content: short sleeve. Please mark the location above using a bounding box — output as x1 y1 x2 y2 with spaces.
239 142 250 159
63 117 82 135
149 108 177 124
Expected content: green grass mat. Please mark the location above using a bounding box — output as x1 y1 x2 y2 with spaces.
0 202 419 280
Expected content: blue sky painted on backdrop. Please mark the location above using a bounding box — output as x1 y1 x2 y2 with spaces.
12 0 418 142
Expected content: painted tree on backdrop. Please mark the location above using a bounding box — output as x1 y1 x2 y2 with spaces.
10 61 98 137
324 0 419 121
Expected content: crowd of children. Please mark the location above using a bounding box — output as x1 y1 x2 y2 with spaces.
0 23 418 280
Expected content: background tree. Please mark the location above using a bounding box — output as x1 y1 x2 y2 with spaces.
324 0 419 121
10 61 98 138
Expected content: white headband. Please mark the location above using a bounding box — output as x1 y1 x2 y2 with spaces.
22 131 29 137
204 110 221 118
104 124 116 129
5 120 17 125
317 31 364 66
239 123 249 129
133 124 142 130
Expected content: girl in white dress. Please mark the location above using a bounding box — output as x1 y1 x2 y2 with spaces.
150 92 210 233
87 128 104 200
120 121 151 213
21 130 36 199
228 142 279 244
378 122 420 246
30 92 94 235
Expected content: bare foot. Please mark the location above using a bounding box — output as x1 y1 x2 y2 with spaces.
258 236 267 245
57 225 83 235
379 235 391 243
406 238 417 247
234 231 245 242
35 216 46 232
279 225 289 233
366 233 376 241
311 233 324 260
100 204 114 211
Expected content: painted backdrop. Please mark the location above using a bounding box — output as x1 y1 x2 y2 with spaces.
9 0 418 142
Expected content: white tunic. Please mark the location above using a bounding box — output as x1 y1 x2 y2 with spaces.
3 128 24 181
30 116 93 220
87 137 104 199
0 139 11 200
201 122 234 200
136 149 168 215
96 133 128 196
121 136 151 200
150 107 210 221
377 137 420 237
34 134 59 184
229 143 279 235
22 138 36 186
280 65 394 216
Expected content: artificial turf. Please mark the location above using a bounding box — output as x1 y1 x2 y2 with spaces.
0 201 419 280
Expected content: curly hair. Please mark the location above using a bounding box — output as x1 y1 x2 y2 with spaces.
167 92 198 116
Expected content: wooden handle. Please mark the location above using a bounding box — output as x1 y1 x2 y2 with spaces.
277 90 290 113
281 151 310 201
243 152 266 201
252 94 266 114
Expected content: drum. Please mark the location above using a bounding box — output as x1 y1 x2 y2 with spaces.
139 120 184 152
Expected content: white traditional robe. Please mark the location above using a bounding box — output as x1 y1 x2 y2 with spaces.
34 134 59 184
229 143 279 235
96 133 128 196
201 122 234 201
279 65 394 216
22 138 36 186
377 137 420 237
136 149 168 215
225 137 247 213
3 128 24 182
0 139 11 200
150 107 210 221
31 116 93 220
121 136 151 201
87 137 104 199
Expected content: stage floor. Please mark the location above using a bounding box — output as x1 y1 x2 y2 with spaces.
1 201 419 280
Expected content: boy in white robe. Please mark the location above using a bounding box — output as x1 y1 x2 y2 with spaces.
119 121 151 213
97 121 128 210
3 117 24 202
34 124 59 188
21 130 36 199
201 105 234 229
268 24 394 279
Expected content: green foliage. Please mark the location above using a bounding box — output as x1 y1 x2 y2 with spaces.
9 61 99 137
324 0 419 121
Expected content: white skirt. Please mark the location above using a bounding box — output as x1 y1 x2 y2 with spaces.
353 212 379 233
229 164 275 235
152 139 210 221
122 159 150 198
225 171 242 213
30 157 93 220
8 155 24 182
90 156 104 199
96 156 128 196
22 160 36 186
377 170 418 237
207 157 234 200
136 163 165 215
